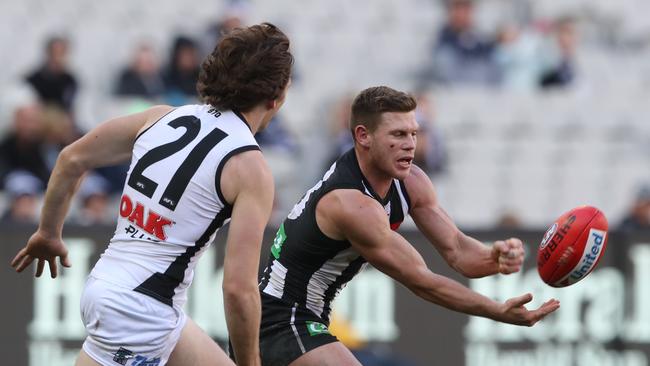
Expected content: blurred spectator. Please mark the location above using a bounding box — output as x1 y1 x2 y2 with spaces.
163 36 201 105
115 43 165 99
0 103 50 186
0 83 37 137
493 23 545 90
422 0 499 87
41 105 79 168
255 115 299 154
255 114 300 224
413 93 447 176
94 163 129 194
25 36 78 112
495 210 523 229
203 3 302 83
1 170 42 224
539 16 578 89
203 3 247 54
73 174 112 226
323 95 355 169
619 185 650 231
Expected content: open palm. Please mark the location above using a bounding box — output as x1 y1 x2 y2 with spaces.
10 231 71 278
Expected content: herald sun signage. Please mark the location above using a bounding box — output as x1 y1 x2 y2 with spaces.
465 243 650 366
5 228 648 366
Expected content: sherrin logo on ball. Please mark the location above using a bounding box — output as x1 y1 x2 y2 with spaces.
537 205 609 287
539 223 558 249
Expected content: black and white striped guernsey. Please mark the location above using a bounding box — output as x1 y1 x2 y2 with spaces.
259 148 411 322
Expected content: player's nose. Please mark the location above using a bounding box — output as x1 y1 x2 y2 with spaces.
403 135 416 150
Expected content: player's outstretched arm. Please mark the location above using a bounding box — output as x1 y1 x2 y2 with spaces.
321 189 559 326
10 105 173 278
405 165 524 277
220 150 274 366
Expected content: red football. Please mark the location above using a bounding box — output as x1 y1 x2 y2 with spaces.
537 206 609 287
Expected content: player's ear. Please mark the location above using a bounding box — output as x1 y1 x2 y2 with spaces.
266 99 277 110
354 125 371 148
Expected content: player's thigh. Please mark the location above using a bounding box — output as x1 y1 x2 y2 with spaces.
167 317 234 366
289 342 361 366
74 349 101 366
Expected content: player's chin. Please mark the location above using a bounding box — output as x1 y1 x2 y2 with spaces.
392 163 412 179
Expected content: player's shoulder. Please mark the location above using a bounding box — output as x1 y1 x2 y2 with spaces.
404 164 429 184
219 148 272 204
402 164 436 205
229 147 266 168
145 104 175 120
135 105 175 134
321 188 384 220
223 149 271 186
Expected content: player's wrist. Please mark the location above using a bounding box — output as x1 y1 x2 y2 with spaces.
490 246 503 274
485 298 507 321
36 227 61 240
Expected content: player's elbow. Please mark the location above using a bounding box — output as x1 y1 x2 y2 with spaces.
57 145 88 176
403 265 436 298
222 281 259 306
444 250 471 277
403 269 452 306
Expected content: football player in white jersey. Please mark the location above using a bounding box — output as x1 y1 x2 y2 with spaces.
11 23 293 366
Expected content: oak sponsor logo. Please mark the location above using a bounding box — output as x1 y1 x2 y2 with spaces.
119 194 173 240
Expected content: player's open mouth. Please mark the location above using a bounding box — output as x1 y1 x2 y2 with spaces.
397 157 412 168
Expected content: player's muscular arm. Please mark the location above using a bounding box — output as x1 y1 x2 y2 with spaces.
319 190 559 326
220 150 273 366
405 166 523 277
11 106 173 277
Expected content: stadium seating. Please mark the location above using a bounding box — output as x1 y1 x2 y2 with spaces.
1 0 649 229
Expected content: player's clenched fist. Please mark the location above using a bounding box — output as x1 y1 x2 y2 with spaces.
492 238 525 274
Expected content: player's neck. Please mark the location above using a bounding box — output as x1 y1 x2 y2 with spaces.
240 107 268 134
354 148 392 199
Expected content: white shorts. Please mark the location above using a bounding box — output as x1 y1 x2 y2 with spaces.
80 276 187 366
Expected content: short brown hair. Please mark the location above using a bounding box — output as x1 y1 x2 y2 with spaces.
197 22 293 112
350 86 417 137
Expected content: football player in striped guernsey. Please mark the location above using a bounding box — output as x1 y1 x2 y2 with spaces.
257 86 560 366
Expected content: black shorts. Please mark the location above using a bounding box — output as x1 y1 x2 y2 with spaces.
229 292 339 366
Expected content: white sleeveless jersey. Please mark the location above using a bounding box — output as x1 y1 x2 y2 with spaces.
90 104 259 308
